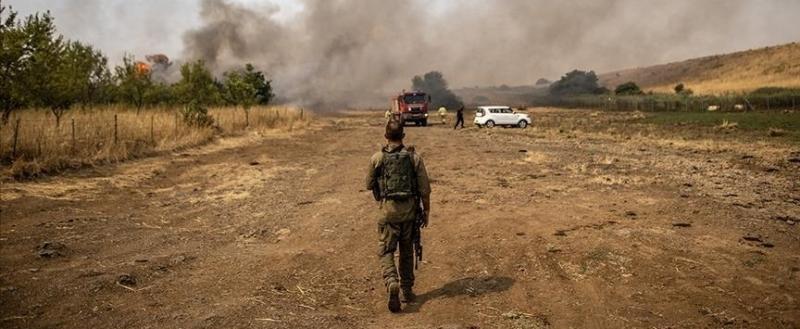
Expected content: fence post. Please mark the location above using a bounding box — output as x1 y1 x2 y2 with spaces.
113 114 118 144
174 111 178 135
300 108 304 120
245 109 250 128
11 118 20 159
150 115 155 145
71 119 76 153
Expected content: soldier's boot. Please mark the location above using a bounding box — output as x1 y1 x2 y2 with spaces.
401 287 416 303
387 281 401 313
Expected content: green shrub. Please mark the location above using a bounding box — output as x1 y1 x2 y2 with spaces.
180 101 214 127
615 82 643 95
549 70 603 96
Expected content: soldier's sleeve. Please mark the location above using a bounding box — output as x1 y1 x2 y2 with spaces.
365 152 381 191
415 155 432 212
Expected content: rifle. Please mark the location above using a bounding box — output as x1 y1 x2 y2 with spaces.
412 198 424 270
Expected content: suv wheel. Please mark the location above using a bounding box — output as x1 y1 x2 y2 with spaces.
518 120 528 128
486 120 496 128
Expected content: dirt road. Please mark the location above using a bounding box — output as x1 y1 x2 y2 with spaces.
1 109 799 328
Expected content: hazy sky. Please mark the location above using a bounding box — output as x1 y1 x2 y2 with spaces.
6 0 302 64
7 0 800 106
11 0 797 78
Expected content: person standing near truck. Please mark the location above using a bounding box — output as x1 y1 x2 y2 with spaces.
454 106 465 129
437 106 447 125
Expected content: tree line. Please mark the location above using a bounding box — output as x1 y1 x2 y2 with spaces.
0 4 273 126
537 69 799 111
546 70 661 96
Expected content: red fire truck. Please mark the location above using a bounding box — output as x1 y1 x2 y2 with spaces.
391 91 431 126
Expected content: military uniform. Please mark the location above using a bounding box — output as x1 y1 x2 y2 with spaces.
454 106 465 129
365 143 431 296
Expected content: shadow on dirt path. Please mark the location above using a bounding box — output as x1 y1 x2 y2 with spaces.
403 276 514 313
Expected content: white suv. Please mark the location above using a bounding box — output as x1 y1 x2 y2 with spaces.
474 106 531 128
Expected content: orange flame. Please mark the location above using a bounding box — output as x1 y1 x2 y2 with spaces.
134 61 151 75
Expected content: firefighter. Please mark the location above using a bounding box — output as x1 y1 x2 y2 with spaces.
437 106 447 125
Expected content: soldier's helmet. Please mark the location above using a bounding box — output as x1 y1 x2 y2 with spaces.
385 120 405 141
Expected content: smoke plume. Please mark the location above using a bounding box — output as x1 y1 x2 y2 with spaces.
180 0 800 108
11 0 800 108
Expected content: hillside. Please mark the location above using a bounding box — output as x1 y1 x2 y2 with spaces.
599 42 800 94
454 85 546 107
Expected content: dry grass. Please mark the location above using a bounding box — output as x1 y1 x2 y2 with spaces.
599 42 800 94
0 105 311 179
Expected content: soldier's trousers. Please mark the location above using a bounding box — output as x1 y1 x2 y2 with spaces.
454 116 464 129
378 221 415 289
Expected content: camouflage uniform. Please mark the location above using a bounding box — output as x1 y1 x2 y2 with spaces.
366 143 431 291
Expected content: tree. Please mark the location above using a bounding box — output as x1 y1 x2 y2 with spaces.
173 60 219 106
115 55 153 112
548 70 602 96
46 41 105 125
614 81 643 95
0 4 27 123
221 64 274 127
68 42 112 107
2 5 113 123
21 11 76 126
144 82 174 106
174 60 219 127
535 78 551 86
221 69 257 126
41 40 113 124
411 71 463 110
674 83 693 96
242 64 273 105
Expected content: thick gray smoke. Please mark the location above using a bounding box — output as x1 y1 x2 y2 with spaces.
10 0 800 108
181 0 800 108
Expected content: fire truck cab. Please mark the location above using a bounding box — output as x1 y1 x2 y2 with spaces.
391 91 430 126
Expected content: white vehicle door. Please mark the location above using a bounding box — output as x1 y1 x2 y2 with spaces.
488 108 501 123
500 108 515 124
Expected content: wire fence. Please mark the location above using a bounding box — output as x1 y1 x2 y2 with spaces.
0 106 307 166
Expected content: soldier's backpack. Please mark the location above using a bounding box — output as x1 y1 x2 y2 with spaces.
378 147 417 200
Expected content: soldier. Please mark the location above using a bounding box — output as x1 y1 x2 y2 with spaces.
366 120 431 313
454 105 465 129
